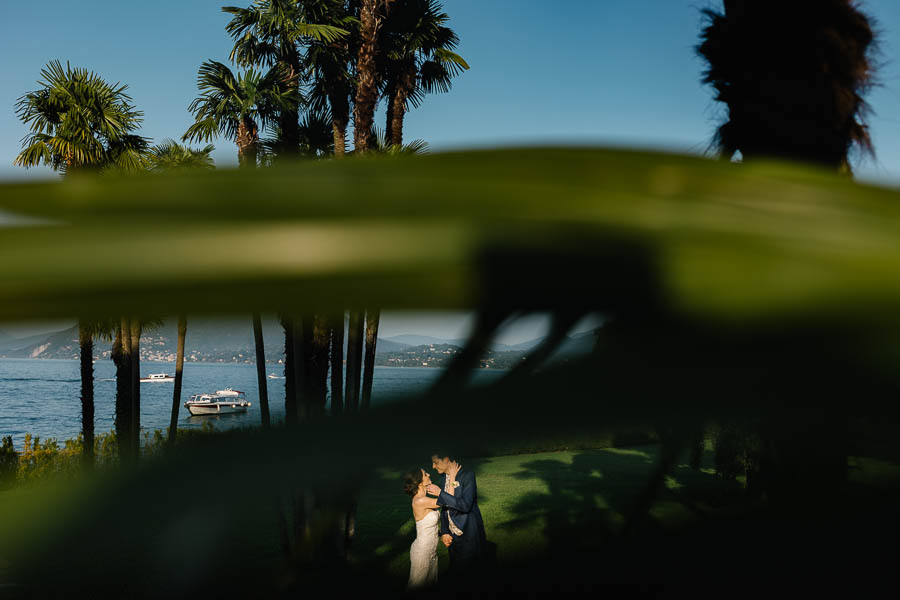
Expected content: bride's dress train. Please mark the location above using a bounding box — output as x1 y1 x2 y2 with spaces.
408 509 440 589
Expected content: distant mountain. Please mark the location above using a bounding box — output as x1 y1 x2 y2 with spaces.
383 334 445 347
373 338 411 353
6 326 80 359
503 336 546 352
10 330 72 352
385 333 536 351
0 321 600 364
550 329 600 358
0 330 17 350
0 318 423 363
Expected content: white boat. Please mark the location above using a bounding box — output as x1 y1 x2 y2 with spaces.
140 373 174 383
267 373 283 379
184 388 251 416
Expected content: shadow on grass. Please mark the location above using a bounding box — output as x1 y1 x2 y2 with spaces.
350 447 739 588
497 447 741 558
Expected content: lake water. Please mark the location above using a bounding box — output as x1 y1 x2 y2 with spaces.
0 359 505 448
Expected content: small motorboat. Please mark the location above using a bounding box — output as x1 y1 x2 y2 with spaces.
184 388 251 416
140 373 175 383
267 373 283 379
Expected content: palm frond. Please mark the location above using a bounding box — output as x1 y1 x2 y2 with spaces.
12 60 145 175
183 117 227 144
148 139 216 172
287 22 350 44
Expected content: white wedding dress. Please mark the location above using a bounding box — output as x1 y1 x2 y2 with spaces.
407 509 440 589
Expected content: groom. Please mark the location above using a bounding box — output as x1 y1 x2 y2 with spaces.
427 452 487 580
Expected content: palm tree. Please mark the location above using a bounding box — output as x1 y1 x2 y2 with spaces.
73 318 119 466
282 314 298 426
252 313 271 428
78 322 95 467
260 106 335 161
129 318 142 461
303 0 356 156
353 0 392 154
345 310 364 412
298 107 337 156
329 312 345 415
14 60 148 175
14 61 152 464
353 128 426 407
183 60 291 168
360 308 380 410
696 0 877 507
168 316 188 446
112 319 132 461
380 0 468 146
696 0 876 171
148 140 215 172
223 0 348 157
365 125 429 155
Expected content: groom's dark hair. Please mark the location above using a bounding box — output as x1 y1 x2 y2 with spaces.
431 451 455 462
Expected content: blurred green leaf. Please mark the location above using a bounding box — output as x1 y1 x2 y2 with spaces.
2 147 900 327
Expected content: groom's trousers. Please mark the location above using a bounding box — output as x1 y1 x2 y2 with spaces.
448 531 485 580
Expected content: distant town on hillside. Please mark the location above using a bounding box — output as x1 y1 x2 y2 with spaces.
0 318 599 368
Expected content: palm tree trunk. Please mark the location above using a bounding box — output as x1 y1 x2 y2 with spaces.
78 321 94 467
114 318 132 462
345 310 365 412
330 313 345 415
278 60 301 157
168 315 187 446
385 79 397 145
353 0 384 153
389 90 406 148
292 317 305 422
253 313 271 428
389 67 414 147
306 315 330 418
283 316 297 427
237 118 259 168
129 318 142 461
333 119 347 157
361 309 380 411
329 87 350 157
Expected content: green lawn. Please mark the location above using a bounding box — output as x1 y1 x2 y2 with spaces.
351 444 900 586
351 444 743 582
3 443 900 591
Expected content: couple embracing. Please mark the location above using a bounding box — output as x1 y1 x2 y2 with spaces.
403 452 487 591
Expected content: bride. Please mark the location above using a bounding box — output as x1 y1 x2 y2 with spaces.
402 466 454 589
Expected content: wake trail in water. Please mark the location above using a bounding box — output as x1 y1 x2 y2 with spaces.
0 377 80 383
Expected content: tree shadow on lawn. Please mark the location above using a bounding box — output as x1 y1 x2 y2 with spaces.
352 448 760 588
495 446 739 568
493 446 900 587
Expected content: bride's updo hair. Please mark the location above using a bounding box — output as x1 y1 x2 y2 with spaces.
402 468 423 497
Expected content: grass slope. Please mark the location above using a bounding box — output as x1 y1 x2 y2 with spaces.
2 443 900 592
352 445 737 584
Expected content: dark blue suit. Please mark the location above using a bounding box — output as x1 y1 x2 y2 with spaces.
437 468 486 576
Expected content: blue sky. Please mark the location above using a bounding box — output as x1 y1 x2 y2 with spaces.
2 0 899 183
2 1 900 341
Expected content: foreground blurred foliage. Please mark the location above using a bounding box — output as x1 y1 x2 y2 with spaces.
3 148 900 323
3 148 900 595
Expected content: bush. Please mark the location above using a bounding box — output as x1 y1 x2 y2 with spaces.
16 433 82 483
0 424 218 490
0 436 18 489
